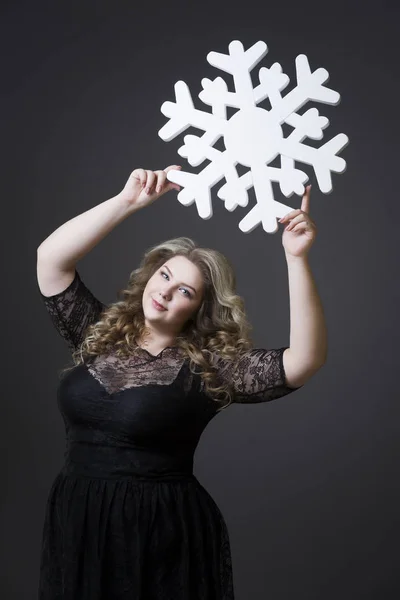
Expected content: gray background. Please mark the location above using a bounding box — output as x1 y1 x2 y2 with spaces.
1 0 399 597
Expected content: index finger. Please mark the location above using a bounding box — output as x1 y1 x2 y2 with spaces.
164 165 182 173
301 185 311 214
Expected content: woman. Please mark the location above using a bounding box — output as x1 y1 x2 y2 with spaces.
36 165 327 599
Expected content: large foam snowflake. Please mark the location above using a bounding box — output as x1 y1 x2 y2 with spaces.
158 40 349 234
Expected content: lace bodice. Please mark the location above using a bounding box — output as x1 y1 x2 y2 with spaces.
39 269 302 404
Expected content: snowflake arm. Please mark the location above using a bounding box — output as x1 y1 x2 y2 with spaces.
158 81 224 142
280 134 348 193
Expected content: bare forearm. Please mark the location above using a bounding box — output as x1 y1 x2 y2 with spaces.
37 193 140 269
285 254 328 366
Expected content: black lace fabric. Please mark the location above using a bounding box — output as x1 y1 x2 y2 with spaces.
37 270 302 599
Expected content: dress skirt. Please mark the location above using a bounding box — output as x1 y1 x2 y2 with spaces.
38 467 235 600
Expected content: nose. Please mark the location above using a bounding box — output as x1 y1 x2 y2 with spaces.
160 288 171 300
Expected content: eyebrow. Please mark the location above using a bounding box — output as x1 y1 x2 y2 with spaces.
162 264 197 295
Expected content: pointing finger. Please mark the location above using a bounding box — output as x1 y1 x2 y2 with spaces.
164 165 182 173
301 185 311 214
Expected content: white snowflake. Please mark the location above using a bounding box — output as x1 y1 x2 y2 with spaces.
158 40 349 234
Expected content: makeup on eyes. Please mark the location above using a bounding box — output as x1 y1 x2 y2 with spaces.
161 266 195 297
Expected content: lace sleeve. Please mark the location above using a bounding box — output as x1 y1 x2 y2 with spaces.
39 270 107 353
214 347 303 404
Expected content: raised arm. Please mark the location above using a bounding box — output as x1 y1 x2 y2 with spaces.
37 166 181 297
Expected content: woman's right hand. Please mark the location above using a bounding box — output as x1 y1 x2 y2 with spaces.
118 165 182 210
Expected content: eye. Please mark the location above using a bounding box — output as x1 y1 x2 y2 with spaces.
160 271 191 297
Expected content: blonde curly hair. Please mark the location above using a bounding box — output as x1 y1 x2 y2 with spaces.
60 237 254 411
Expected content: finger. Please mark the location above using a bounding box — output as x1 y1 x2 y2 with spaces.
145 170 157 195
165 179 181 192
164 165 182 173
291 221 310 233
134 168 147 187
164 165 182 191
155 171 167 193
279 209 302 223
301 185 311 214
285 215 306 230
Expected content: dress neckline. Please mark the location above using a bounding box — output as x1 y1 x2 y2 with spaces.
134 342 178 359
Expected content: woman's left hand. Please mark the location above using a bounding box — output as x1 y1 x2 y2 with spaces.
279 185 317 258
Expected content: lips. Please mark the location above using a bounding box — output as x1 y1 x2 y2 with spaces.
152 298 167 310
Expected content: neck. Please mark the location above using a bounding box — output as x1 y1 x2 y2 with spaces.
136 333 176 353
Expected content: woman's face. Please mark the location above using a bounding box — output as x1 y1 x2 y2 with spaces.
142 255 205 337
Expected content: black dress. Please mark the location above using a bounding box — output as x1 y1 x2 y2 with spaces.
37 270 302 599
